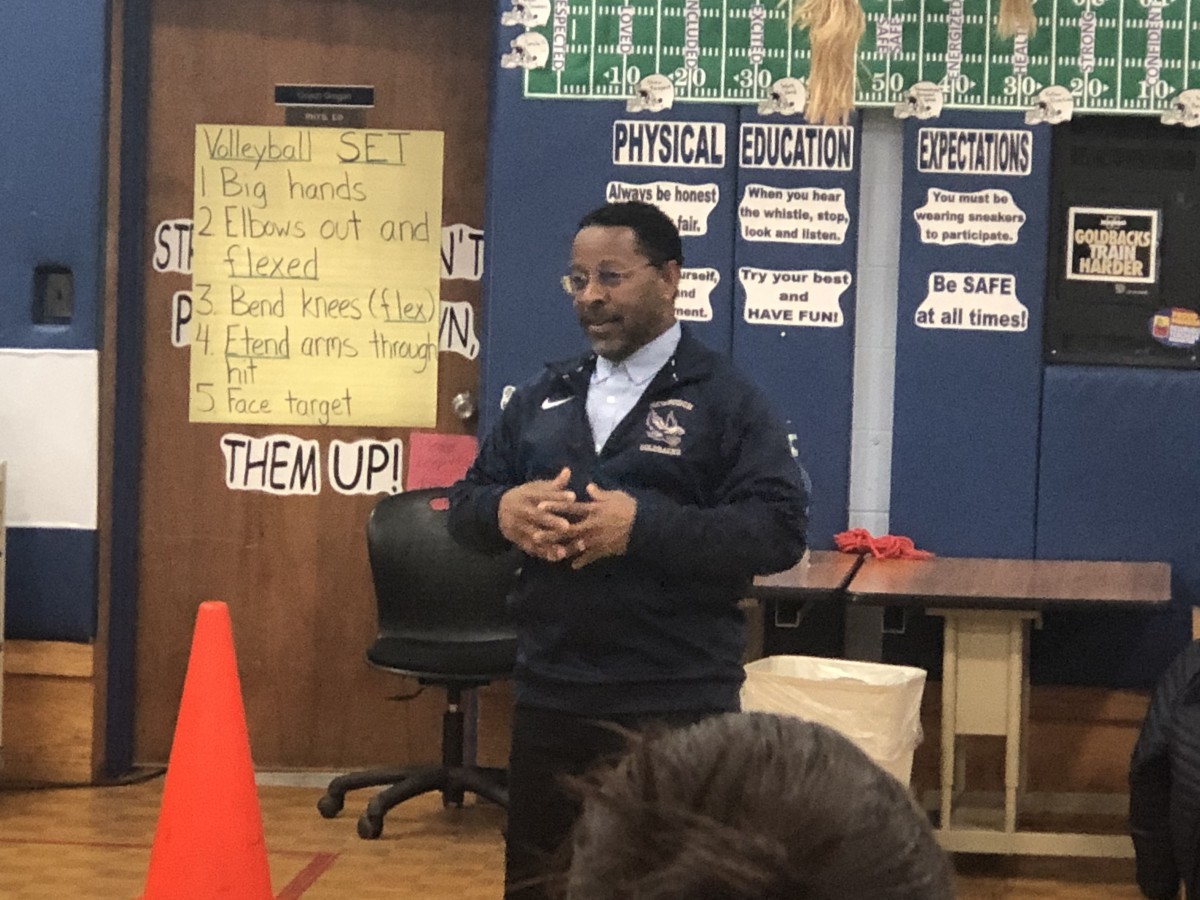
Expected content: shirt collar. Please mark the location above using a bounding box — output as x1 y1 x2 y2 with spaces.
594 321 681 385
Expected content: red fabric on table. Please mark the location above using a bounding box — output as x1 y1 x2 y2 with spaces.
834 528 935 560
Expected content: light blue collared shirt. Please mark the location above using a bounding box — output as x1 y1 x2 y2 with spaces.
587 322 681 453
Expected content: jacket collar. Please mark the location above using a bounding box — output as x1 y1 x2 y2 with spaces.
545 326 718 389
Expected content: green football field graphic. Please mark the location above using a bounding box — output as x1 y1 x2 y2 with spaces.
512 0 1197 115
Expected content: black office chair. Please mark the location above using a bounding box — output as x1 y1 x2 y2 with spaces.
317 487 519 839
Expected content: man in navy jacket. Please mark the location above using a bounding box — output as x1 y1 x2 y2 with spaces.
449 201 809 899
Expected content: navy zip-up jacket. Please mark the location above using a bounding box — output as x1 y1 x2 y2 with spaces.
448 330 809 716
1130 640 1200 900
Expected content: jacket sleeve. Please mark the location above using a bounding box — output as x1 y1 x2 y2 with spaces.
447 394 524 555
1130 644 1200 900
623 388 808 582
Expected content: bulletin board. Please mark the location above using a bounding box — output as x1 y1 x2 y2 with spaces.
730 113 861 547
509 0 1197 115
890 111 1051 559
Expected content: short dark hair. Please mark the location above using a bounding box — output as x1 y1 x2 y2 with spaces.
561 712 955 900
577 201 684 268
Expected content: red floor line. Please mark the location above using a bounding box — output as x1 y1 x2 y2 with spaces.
276 851 339 899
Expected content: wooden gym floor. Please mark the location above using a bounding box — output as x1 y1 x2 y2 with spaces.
0 778 1143 898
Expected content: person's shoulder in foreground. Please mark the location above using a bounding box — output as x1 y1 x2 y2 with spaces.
560 711 956 900
1130 639 1200 900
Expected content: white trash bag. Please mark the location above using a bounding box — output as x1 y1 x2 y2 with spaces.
741 655 927 785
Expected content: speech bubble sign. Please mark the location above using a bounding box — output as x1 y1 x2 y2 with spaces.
328 438 405 495
738 183 850 244
676 267 718 322
605 180 719 237
221 433 322 495
438 301 479 359
915 271 1028 331
739 267 850 328
913 189 1026 246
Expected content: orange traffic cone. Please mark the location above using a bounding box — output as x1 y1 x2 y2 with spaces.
141 601 273 899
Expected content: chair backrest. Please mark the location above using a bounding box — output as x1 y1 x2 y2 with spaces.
366 487 519 644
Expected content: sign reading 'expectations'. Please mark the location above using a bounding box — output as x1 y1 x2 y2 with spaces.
189 125 444 427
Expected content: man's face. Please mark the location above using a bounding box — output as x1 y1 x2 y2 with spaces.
568 225 679 362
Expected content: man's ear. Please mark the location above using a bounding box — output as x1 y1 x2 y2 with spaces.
659 259 682 299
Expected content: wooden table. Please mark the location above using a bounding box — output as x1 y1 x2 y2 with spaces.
750 550 861 629
847 556 1172 857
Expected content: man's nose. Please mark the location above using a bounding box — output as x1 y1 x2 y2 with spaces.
578 277 607 302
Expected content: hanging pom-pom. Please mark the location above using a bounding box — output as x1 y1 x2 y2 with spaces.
996 0 1037 38
790 0 865 124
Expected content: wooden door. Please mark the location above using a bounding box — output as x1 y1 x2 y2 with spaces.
135 0 492 767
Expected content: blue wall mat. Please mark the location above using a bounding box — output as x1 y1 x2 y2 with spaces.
6 528 97 641
730 112 860 548
890 110 1050 558
482 13 740 430
2 2 107 644
1035 366 1195 689
0 1 107 350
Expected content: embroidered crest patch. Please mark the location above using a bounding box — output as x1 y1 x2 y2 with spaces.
640 399 692 456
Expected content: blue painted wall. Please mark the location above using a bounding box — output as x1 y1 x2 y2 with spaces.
1 3 106 352
1 2 108 640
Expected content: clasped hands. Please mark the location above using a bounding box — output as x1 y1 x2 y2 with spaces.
497 467 635 568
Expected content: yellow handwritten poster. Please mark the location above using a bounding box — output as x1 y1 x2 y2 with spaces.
189 125 443 426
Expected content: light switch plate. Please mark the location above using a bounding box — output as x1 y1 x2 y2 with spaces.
33 265 73 323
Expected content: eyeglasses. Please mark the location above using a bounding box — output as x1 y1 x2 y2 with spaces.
561 262 655 296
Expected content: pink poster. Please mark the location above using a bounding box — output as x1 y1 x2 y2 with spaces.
406 432 478 490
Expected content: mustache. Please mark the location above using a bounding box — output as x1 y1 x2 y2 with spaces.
578 310 620 327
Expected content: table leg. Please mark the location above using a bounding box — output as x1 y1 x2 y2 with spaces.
1004 617 1023 833
940 615 958 831
923 606 1127 857
1018 619 1032 818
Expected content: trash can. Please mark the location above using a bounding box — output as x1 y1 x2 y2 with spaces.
741 655 927 785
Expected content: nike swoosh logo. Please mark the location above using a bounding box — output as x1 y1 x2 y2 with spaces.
541 396 575 410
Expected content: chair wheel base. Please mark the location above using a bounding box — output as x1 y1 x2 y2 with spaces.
316 793 344 818
357 811 384 839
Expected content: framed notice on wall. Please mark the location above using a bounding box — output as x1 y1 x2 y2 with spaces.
1065 207 1159 285
189 125 444 427
1044 116 1200 368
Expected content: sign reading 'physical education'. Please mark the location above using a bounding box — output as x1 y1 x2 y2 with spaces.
189 125 444 426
